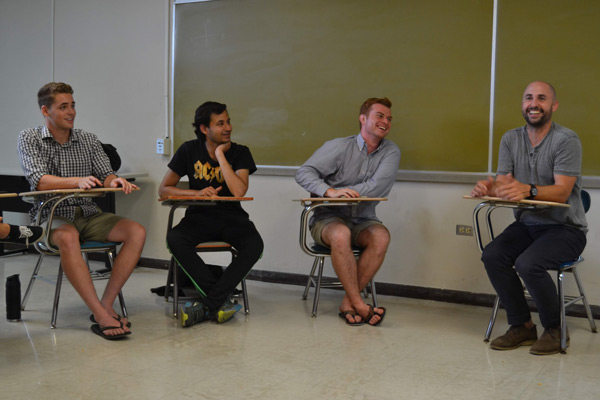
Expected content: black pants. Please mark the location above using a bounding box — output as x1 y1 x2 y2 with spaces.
481 222 586 329
167 211 264 313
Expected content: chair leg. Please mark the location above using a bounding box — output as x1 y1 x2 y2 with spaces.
165 257 175 302
21 253 45 311
241 279 250 315
302 257 319 300
370 279 378 308
312 257 325 317
105 248 127 318
51 263 64 329
484 296 501 342
571 267 598 333
172 258 179 318
558 270 568 353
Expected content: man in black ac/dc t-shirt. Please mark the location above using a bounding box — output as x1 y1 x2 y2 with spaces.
159 101 263 327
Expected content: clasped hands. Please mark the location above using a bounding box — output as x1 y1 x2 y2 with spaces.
471 173 530 201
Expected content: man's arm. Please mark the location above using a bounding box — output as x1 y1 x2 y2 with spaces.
215 142 249 197
345 149 400 198
295 140 341 196
158 169 223 199
104 174 138 194
494 173 575 203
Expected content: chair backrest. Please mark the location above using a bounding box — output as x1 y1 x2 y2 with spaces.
581 189 591 213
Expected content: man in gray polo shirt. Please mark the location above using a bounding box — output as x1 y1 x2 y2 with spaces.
295 97 400 326
471 81 587 355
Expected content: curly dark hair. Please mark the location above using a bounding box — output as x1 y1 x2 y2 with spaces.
192 101 227 141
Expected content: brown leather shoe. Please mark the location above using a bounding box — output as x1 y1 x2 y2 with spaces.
490 324 538 350
529 327 569 355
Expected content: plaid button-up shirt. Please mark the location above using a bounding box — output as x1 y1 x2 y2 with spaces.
18 126 115 223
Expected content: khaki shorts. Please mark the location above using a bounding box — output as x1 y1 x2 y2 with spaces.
45 207 124 244
310 217 383 247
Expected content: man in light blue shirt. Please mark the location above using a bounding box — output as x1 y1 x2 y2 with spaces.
296 97 400 326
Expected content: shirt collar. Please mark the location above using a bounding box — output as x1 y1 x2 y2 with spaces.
42 126 78 143
356 133 382 154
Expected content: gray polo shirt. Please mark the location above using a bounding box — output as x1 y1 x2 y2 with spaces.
295 134 400 224
497 122 587 232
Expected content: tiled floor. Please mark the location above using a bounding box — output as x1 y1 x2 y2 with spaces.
1 254 599 400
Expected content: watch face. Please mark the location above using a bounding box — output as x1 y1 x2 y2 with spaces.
531 187 538 197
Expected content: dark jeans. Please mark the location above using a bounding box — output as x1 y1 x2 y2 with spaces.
167 211 264 313
481 221 586 329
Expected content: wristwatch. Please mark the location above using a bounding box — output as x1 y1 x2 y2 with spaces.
528 184 538 199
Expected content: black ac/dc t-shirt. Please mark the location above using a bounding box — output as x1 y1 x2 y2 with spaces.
168 139 257 216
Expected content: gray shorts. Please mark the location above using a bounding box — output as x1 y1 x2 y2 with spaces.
45 207 124 244
310 217 383 247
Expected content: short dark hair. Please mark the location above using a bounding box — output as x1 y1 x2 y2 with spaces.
359 97 392 129
37 82 74 109
192 101 227 141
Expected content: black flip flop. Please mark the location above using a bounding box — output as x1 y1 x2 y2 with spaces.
90 314 132 328
90 324 128 340
338 310 365 326
365 305 386 326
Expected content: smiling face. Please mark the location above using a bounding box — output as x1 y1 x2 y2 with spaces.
521 81 558 128
41 93 76 136
360 103 392 141
201 110 232 145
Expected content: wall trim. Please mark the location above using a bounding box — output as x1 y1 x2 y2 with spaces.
138 257 600 320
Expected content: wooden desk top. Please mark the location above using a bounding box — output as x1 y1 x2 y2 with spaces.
294 197 387 203
160 196 253 202
462 195 570 208
20 187 140 197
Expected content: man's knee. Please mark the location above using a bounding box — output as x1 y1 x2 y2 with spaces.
52 226 80 250
322 223 352 248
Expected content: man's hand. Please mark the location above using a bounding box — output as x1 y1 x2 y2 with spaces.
198 186 222 197
324 188 360 198
495 173 530 201
78 176 103 190
215 142 231 159
471 176 494 197
109 177 139 194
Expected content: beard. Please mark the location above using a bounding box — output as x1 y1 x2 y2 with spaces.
522 107 552 127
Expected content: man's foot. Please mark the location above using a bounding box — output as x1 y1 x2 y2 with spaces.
490 324 538 350
215 301 242 324
90 323 128 340
2 225 44 246
356 304 386 326
338 310 364 326
90 313 132 329
180 301 210 327
529 326 568 355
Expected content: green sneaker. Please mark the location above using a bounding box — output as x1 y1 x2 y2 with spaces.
215 301 242 324
180 301 209 327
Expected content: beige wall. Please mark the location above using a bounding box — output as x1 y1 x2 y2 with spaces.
1 0 598 305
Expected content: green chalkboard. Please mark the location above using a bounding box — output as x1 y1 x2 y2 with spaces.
493 1 600 176
174 0 492 171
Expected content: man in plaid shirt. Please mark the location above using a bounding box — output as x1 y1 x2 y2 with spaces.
18 82 146 340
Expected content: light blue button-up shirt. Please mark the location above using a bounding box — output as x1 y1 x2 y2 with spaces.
295 134 400 223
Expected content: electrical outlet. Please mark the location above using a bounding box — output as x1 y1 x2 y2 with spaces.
456 224 473 236
156 138 171 155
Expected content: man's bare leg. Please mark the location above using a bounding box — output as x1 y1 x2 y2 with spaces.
354 224 389 324
52 225 127 336
101 219 146 328
321 222 368 324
